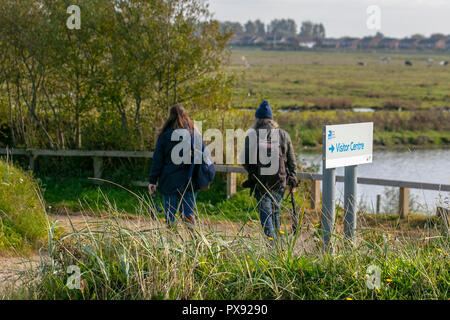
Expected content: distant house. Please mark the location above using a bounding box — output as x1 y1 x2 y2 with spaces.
369 37 382 48
228 33 450 52
417 38 446 50
240 36 256 46
299 41 316 49
263 36 302 49
319 38 340 49
339 38 360 49
227 35 266 46
252 36 265 45
377 38 399 49
228 34 241 45
358 36 382 49
357 37 371 49
232 35 265 46
298 37 316 49
398 38 419 50
435 39 446 50
265 35 284 46
279 36 299 46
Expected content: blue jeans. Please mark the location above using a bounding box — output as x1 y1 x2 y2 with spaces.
163 192 197 224
255 188 285 239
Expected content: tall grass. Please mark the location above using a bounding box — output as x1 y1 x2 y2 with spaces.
9 189 449 300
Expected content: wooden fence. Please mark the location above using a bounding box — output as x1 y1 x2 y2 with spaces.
1 148 449 217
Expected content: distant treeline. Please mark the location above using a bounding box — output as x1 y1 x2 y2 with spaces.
219 19 450 51
219 19 325 39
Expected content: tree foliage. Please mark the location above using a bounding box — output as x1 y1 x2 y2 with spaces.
299 21 325 39
269 19 297 38
0 0 234 150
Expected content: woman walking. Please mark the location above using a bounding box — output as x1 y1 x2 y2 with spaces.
148 104 201 228
243 100 298 240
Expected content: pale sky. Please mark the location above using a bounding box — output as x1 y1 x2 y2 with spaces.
207 0 450 38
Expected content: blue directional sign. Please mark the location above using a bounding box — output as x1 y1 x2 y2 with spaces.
329 145 335 153
323 122 373 169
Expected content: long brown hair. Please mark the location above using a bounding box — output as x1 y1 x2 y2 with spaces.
159 104 194 137
252 118 279 129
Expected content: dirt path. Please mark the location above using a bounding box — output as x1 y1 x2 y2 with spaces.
0 254 40 294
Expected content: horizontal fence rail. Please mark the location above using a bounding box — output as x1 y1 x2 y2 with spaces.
2 148 449 191
0 148 154 158
2 148 449 217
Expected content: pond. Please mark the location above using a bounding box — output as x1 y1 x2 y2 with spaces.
298 148 450 215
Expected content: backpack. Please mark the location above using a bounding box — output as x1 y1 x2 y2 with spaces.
188 133 215 191
193 150 215 190
254 129 287 191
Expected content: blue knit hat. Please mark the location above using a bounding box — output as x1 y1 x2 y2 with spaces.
255 100 273 119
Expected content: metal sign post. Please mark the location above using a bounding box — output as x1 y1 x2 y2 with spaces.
321 158 336 251
322 122 373 250
344 165 357 245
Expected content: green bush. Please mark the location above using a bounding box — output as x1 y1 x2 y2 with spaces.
0 159 49 252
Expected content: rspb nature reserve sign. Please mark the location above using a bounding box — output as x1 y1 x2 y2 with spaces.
324 122 373 169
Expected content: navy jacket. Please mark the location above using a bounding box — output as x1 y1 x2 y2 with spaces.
148 128 204 195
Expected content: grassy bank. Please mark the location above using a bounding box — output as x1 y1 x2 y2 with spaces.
0 159 49 254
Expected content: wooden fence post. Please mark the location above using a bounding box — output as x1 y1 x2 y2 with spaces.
28 154 37 172
311 180 321 210
226 172 236 198
399 187 409 218
93 157 104 184
376 194 381 213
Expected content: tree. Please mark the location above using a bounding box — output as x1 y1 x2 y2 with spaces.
299 21 326 40
244 21 256 36
269 19 297 38
254 20 265 36
219 21 244 36
41 0 107 149
411 34 425 40
0 0 235 150
430 33 445 40
0 0 57 148
300 21 314 38
313 23 325 39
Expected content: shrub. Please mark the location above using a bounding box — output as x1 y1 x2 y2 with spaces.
382 99 421 110
0 159 49 253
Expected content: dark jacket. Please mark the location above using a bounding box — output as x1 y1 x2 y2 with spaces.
243 122 297 192
149 128 203 195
